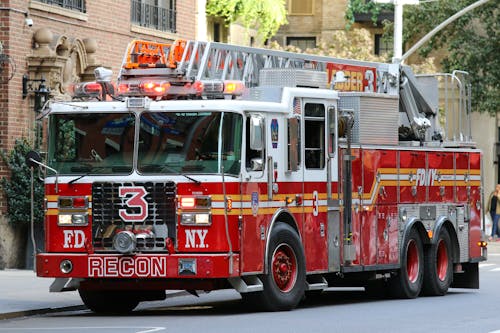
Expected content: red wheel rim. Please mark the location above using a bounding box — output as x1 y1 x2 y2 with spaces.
436 239 449 281
272 243 297 292
406 239 420 283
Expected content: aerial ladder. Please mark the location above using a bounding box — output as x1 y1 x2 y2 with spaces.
116 39 472 146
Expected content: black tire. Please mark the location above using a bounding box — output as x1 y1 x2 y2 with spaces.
245 222 306 311
78 289 139 314
389 228 424 299
422 228 453 296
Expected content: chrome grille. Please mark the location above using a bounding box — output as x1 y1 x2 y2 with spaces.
92 181 176 252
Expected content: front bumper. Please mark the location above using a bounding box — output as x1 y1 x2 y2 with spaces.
37 253 240 279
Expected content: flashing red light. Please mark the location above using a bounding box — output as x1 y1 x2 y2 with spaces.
72 197 87 208
71 81 102 98
192 81 204 94
118 83 130 94
140 81 170 95
82 82 102 94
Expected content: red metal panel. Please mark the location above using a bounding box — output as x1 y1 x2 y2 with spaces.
377 205 399 265
36 253 240 279
45 183 93 253
239 182 267 274
469 152 482 258
350 148 363 265
303 182 328 272
361 209 377 266
428 152 454 202
455 152 469 202
378 150 398 204
399 150 426 203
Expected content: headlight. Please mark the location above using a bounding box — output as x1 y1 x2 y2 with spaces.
58 214 88 226
181 213 211 225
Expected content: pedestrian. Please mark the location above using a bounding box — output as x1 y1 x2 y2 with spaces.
487 184 500 241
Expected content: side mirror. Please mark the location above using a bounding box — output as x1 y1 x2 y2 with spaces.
250 116 264 151
25 150 42 168
250 158 263 171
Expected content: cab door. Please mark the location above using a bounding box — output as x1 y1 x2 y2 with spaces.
240 114 267 274
302 100 329 272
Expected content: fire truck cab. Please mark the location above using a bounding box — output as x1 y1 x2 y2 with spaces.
29 39 486 313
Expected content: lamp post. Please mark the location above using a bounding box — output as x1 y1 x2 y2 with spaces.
22 74 50 112
373 0 419 63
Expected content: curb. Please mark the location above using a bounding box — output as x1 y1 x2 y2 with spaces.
0 305 87 320
0 290 189 320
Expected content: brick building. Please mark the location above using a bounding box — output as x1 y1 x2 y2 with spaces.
0 0 206 268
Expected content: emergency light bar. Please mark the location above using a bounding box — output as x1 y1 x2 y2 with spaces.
71 82 102 98
117 79 245 99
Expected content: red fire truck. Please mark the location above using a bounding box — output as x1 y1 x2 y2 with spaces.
29 39 486 313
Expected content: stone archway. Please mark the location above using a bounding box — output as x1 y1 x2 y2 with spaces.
26 27 101 101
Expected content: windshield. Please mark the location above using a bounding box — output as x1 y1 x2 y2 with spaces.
48 113 135 174
138 111 242 175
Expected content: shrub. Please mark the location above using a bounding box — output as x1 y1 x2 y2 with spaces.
1 139 44 226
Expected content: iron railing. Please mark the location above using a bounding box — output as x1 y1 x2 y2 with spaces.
131 0 176 33
35 0 86 12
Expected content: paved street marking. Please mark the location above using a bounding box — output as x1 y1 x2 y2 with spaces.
0 327 167 333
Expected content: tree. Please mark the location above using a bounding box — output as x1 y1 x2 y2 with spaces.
206 0 288 40
346 0 498 114
402 0 498 115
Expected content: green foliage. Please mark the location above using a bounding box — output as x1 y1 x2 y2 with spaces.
403 0 499 114
1 139 44 226
206 0 288 40
345 0 392 28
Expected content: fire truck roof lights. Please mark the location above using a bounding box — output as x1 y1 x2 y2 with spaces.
70 82 102 98
116 79 245 99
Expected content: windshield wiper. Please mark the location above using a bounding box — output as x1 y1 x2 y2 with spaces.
68 165 116 184
161 165 201 185
68 173 88 184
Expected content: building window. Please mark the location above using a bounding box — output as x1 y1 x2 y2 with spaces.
131 0 176 33
288 0 313 15
286 37 316 50
35 0 86 12
375 34 392 56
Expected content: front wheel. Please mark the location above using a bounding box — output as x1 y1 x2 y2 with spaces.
422 228 453 296
79 289 139 314
389 228 424 299
245 222 306 311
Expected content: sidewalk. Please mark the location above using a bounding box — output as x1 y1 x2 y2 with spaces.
0 269 84 320
0 270 186 320
0 242 498 320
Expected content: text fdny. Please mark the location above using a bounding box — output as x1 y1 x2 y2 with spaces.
63 230 85 249
416 168 438 186
185 229 208 249
88 257 166 277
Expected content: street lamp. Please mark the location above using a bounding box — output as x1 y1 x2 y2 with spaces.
22 74 51 112
373 0 419 63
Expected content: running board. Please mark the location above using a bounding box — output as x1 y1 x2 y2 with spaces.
306 275 328 291
228 276 264 293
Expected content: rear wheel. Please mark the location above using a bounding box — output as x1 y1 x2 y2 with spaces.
79 289 139 314
422 228 453 296
389 228 424 298
244 222 306 311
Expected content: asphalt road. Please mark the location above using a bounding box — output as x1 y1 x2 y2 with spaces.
1 253 499 333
